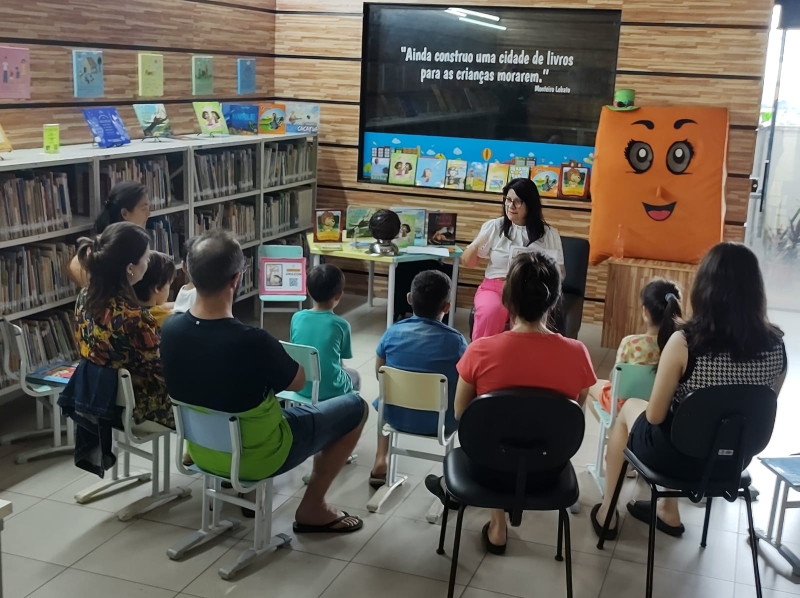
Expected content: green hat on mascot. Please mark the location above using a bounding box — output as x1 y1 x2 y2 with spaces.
608 89 638 111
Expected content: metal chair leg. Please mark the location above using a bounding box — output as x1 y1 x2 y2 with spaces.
701 497 713 548
744 490 764 598
563 508 574 598
598 460 628 550
645 487 658 598
447 505 466 598
556 508 564 561
437 502 450 555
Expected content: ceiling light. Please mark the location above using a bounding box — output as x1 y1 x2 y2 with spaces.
458 16 507 30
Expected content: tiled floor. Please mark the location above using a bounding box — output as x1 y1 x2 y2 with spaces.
1 298 799 598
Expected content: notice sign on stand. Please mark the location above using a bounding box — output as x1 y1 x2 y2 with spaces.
259 256 306 296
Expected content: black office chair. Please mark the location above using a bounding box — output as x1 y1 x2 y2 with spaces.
436 389 585 598
468 236 589 340
597 385 778 598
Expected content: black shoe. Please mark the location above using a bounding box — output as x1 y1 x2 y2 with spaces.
424 475 460 510
626 500 685 537
482 522 507 555
239 493 255 518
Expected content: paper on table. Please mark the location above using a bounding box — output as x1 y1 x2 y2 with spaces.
402 246 450 257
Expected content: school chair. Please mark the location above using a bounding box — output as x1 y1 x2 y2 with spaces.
367 366 454 522
167 398 291 580
587 363 656 495
0 321 74 464
74 369 191 521
276 341 321 407
258 244 306 329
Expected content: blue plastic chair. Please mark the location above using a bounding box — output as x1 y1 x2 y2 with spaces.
259 244 307 329
167 399 291 580
276 341 321 406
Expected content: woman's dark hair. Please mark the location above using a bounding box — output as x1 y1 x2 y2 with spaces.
683 242 782 361
502 251 561 324
501 178 548 244
77 222 150 319
95 181 148 234
639 278 683 351
133 251 176 303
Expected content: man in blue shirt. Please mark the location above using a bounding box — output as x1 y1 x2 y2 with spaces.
369 270 468 488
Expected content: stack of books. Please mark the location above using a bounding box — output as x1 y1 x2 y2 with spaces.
236 252 255 297
100 157 174 210
0 243 77 315
264 142 313 187
0 328 19 390
0 173 74 241
194 148 255 200
146 217 181 261
194 201 256 243
262 187 313 237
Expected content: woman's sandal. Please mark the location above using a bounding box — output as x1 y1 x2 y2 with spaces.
590 503 619 540
482 522 507 555
626 500 685 537
293 512 364 534
424 475 461 510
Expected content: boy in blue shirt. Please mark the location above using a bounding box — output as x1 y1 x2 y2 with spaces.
369 270 468 488
291 264 360 400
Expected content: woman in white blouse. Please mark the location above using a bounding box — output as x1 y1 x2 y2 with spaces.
463 178 565 339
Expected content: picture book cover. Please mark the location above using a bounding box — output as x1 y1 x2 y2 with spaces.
258 103 286 134
427 212 457 246
237 58 256 95
222 103 258 135
43 124 59 154
445 159 468 190
193 102 229 135
315 210 343 242
345 207 375 239
0 123 12 153
531 165 560 198
486 163 510 193
465 162 487 192
83 107 130 148
137 53 163 97
72 50 103 98
393 207 426 246
509 164 530 181
285 102 319 134
559 161 590 199
134 103 173 138
388 151 417 186
0 46 30 99
370 146 391 184
192 55 214 95
259 257 306 297
394 211 417 248
27 360 78 386
415 157 446 188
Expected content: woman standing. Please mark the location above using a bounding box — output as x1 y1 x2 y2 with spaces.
463 178 564 339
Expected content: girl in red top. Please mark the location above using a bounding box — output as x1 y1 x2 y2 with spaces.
426 251 596 554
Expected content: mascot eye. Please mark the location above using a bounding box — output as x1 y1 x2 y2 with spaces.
624 140 653 173
667 140 694 174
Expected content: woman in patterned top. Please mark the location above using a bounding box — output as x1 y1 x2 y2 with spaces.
75 222 173 428
592 243 787 540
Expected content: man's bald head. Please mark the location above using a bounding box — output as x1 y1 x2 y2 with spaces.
185 230 245 295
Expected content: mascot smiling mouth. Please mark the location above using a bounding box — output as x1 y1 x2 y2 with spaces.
642 201 677 222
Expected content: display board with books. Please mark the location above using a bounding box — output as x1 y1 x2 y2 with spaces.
341 206 458 250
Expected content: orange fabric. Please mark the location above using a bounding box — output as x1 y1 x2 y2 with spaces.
589 106 729 265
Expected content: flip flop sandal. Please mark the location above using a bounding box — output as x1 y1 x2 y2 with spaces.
590 503 619 541
369 472 387 489
293 512 364 534
626 500 685 537
424 475 461 510
482 522 507 555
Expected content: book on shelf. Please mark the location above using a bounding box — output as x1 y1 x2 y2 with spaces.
509 164 530 181
262 187 313 237
145 217 178 259
236 251 255 297
531 165 560 198
19 311 80 377
369 146 391 183
264 141 313 188
0 330 18 390
314 210 342 243
285 102 319 135
43 124 59 154
345 207 375 239
0 46 31 100
392 207 426 246
222 103 258 135
415 157 446 188
388 150 417 186
486 163 510 193
193 148 255 200
465 162 487 191
192 56 214 96
100 157 174 211
133 104 173 139
72 50 104 99
27 360 78 386
194 201 257 244
0 123 12 153
193 102 229 136
258 103 286 135
445 159 468 190
237 58 257 95
427 212 457 246
0 172 74 241
83 107 130 148
138 53 164 97
0 243 77 315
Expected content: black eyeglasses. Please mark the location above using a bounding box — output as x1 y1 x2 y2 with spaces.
503 197 523 208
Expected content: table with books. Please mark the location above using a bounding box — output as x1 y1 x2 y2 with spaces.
306 233 463 330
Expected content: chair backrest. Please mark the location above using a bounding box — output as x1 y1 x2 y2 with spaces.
259 244 303 259
279 341 321 399
378 366 447 412
670 384 777 500
611 363 656 401
561 237 589 297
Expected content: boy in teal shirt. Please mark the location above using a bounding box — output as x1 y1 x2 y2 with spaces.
291 264 360 400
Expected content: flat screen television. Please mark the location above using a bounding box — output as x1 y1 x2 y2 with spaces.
358 4 621 190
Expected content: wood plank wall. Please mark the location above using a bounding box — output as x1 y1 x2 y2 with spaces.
0 0 276 147
274 0 773 323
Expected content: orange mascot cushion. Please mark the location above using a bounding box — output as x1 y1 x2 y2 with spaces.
588 106 728 265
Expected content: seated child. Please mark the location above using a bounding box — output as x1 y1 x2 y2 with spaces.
133 251 177 327
173 282 196 314
290 264 360 400
588 278 682 413
369 270 468 488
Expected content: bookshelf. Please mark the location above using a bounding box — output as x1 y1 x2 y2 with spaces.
0 132 318 399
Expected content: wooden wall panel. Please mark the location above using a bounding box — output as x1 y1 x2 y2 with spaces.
318 105 360 147
274 58 360 103
275 14 363 58
728 129 757 176
220 0 275 9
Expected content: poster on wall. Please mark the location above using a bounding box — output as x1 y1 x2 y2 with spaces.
73 50 104 98
0 46 30 99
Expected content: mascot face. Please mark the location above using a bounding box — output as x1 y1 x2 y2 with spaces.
589 106 729 264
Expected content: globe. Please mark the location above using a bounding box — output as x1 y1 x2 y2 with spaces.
369 209 401 242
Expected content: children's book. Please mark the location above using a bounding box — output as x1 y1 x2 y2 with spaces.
137 53 164 97
222 103 258 135
531 165 560 198
559 160 590 199
486 163 510 193
258 103 286 134
415 157 446 188
465 162 487 192
72 50 103 98
83 107 130 148
133 103 173 138
394 211 417 248
27 360 78 386
345 207 375 239
369 146 391 183
393 207 426 246
0 46 31 100
314 209 343 243
43 124 59 154
509 164 530 181
445 159 467 190
192 55 214 95
388 150 417 186
193 102 229 136
0 123 12 153
237 58 256 95
285 102 319 134
427 212 457 246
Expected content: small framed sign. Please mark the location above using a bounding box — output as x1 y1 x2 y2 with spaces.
259 256 306 296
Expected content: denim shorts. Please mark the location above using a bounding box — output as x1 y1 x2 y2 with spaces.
273 393 366 475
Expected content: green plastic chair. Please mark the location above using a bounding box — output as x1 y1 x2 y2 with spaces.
276 341 321 407
258 244 307 329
